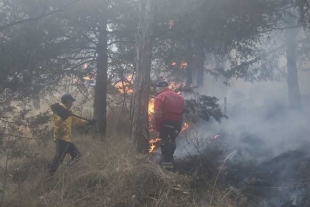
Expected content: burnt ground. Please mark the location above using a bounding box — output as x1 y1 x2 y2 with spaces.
173 134 310 207
172 102 310 207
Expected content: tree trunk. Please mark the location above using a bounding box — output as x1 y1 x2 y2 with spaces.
285 28 301 110
196 46 205 88
186 40 193 87
131 0 154 153
94 19 108 136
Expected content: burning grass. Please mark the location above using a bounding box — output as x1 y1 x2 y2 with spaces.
149 138 161 153
1 134 236 207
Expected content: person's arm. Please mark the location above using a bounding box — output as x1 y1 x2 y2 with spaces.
154 96 164 131
72 116 87 126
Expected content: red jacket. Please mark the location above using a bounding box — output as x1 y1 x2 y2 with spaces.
154 89 184 131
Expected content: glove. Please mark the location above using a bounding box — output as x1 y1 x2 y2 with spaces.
87 120 97 126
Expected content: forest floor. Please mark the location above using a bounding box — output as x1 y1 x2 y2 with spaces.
0 131 236 207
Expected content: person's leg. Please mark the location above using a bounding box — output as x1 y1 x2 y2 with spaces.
160 124 175 162
161 139 173 162
169 120 182 158
160 120 182 163
66 142 82 167
48 140 70 176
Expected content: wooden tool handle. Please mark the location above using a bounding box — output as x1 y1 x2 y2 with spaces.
71 114 92 122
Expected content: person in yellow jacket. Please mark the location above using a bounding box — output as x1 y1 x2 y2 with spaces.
47 94 95 177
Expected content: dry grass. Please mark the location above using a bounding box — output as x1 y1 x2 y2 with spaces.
1 131 236 207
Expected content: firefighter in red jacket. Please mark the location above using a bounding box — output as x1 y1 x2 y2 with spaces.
154 81 184 165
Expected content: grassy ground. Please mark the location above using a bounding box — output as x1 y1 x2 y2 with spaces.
0 129 237 207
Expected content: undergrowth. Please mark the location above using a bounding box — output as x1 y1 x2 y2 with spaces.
1 133 236 207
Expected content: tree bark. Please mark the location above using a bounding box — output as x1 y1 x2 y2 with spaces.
94 19 108 136
186 39 193 87
131 0 155 153
285 28 301 110
196 46 205 88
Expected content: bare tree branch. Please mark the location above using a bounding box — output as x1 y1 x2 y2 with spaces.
0 0 80 31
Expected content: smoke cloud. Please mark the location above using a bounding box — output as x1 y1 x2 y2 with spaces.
175 78 310 162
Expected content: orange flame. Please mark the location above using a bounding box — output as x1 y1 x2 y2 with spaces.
148 98 155 115
180 61 187 68
114 75 133 94
171 61 187 69
168 82 177 90
149 138 161 153
168 82 182 94
182 122 189 131
148 98 155 130
83 75 92 81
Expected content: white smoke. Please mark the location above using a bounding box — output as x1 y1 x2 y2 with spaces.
174 77 310 161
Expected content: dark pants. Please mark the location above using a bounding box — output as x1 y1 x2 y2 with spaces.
48 140 81 175
160 120 182 162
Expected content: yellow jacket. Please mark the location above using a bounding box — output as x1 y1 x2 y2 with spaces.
52 103 86 143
